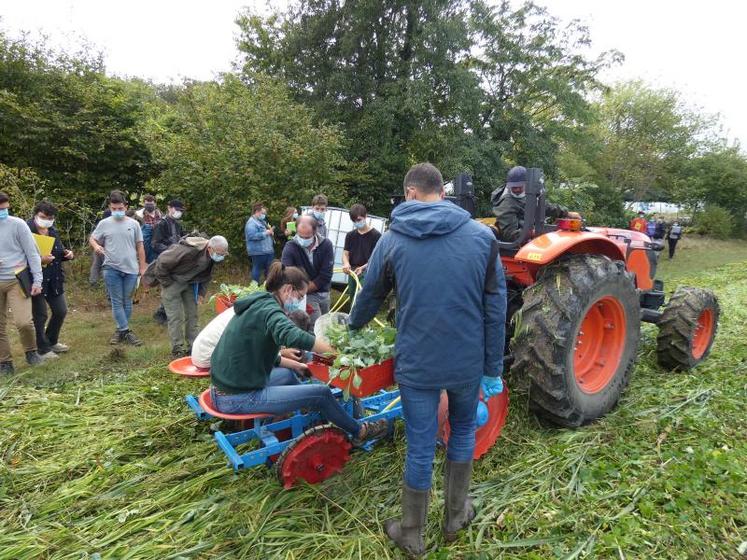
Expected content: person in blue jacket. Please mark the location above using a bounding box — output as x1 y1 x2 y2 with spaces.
280 214 334 327
245 202 275 284
349 162 507 556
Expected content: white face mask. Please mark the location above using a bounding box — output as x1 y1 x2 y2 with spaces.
171 210 183 220
36 216 55 229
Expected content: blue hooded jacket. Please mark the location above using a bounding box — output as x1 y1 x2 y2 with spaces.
349 200 507 389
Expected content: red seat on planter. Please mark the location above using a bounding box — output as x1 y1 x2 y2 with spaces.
168 357 210 378
198 389 272 421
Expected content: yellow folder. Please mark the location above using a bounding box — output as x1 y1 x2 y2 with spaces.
32 233 55 257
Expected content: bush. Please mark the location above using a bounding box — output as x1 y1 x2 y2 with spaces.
694 205 735 239
546 180 627 228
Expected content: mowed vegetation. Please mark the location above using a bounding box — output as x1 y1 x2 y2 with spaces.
1 238 746 559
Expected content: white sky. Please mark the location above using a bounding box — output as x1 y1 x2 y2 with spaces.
1 0 745 147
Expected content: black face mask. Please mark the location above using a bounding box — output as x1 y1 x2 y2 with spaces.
145 204 156 212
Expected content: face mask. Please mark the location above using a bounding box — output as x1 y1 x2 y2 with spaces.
144 204 156 212
313 210 325 222
112 210 126 220
295 235 314 248
36 216 54 228
292 213 299 220
210 252 225 263
0 208 8 220
171 210 183 220
284 296 303 313
258 213 266 221
353 220 366 229
509 186 526 199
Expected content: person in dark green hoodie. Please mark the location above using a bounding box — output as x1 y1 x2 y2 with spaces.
209 261 389 443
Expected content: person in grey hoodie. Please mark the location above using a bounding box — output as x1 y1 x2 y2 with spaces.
0 191 46 374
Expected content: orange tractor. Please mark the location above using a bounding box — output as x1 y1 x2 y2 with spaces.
466 168 720 427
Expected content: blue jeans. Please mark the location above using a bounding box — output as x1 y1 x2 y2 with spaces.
212 368 359 435
250 253 274 284
103 267 138 331
399 382 481 490
141 224 156 264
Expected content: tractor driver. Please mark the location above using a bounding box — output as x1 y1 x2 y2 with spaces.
490 166 579 243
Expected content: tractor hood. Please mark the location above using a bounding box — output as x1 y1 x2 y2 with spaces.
388 200 472 240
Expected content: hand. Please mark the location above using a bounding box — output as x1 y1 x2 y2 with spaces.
63 249 74 260
288 360 310 377
353 266 365 277
342 264 351 274
31 285 42 296
94 245 106 256
197 295 205 305
139 264 147 276
266 228 274 236
567 211 581 220
480 375 504 398
280 348 303 360
41 255 55 265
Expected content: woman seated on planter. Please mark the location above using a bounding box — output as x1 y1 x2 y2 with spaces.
209 261 388 444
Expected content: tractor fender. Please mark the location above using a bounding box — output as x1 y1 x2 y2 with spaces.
514 231 626 266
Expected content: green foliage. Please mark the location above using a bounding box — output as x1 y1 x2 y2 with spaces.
142 74 346 256
693 205 735 239
325 323 396 399
207 282 263 305
547 180 627 228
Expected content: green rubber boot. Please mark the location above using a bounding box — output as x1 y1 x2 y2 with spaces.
384 484 429 557
443 459 476 542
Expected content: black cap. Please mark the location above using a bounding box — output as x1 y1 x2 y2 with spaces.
506 166 527 186
168 199 185 210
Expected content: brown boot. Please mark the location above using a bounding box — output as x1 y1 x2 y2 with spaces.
384 484 429 557
443 459 476 542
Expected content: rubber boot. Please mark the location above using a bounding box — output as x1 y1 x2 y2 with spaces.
384 484 429 557
443 459 476 542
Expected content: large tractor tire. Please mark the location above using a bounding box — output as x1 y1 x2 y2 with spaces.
656 287 719 370
512 255 640 427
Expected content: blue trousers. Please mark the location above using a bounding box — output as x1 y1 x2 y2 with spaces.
398 382 481 490
250 253 274 284
102 267 138 331
212 368 359 435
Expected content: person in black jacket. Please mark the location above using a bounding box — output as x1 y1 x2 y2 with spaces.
28 201 74 358
280 215 334 327
151 199 186 324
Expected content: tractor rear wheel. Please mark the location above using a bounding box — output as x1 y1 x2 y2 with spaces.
512 255 640 427
656 287 719 370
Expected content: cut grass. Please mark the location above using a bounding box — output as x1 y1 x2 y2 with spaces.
1 243 746 559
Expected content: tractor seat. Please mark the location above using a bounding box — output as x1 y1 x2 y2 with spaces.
198 389 272 421
168 356 210 378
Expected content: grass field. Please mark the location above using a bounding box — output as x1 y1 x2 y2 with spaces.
1 237 746 559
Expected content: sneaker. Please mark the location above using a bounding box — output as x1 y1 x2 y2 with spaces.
122 330 143 346
351 418 390 447
0 361 14 375
25 351 43 366
39 351 60 361
51 343 70 353
110 330 124 345
171 346 188 359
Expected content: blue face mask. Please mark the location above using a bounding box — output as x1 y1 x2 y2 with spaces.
295 235 314 248
313 210 325 222
112 210 126 220
293 213 299 220
258 213 266 221
0 208 8 220
211 253 225 263
353 220 366 229
284 297 303 313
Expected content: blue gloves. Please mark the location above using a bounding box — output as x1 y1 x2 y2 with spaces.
480 375 504 398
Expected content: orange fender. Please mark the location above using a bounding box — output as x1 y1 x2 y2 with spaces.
514 231 626 266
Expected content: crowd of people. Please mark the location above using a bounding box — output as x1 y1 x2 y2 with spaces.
629 210 684 259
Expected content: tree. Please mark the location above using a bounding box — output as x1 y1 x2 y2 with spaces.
142 74 346 254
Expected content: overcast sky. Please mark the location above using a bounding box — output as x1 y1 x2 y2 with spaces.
2 0 745 146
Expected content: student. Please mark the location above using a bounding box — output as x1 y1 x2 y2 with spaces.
342 204 381 298
209 261 388 444
0 191 46 373
135 194 162 264
27 201 74 359
244 202 275 284
151 199 186 324
90 190 147 346
310 194 328 238
667 221 683 259
280 215 335 327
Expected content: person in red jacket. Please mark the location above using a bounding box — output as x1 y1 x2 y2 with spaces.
629 211 648 233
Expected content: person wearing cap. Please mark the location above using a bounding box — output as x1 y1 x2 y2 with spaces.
490 166 576 243
143 235 229 358
629 211 648 233
151 199 186 325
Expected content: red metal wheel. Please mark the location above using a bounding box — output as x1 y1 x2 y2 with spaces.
438 388 509 460
276 425 352 489
691 308 715 360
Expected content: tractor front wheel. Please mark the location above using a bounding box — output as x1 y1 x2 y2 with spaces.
656 287 719 370
512 255 640 427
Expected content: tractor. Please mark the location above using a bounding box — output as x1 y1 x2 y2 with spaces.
451 168 721 427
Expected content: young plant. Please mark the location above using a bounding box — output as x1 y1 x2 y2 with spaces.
208 282 263 304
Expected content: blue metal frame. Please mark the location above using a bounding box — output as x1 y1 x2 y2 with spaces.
186 388 403 472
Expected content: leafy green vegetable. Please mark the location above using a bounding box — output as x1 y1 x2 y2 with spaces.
208 282 263 304
326 324 396 399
